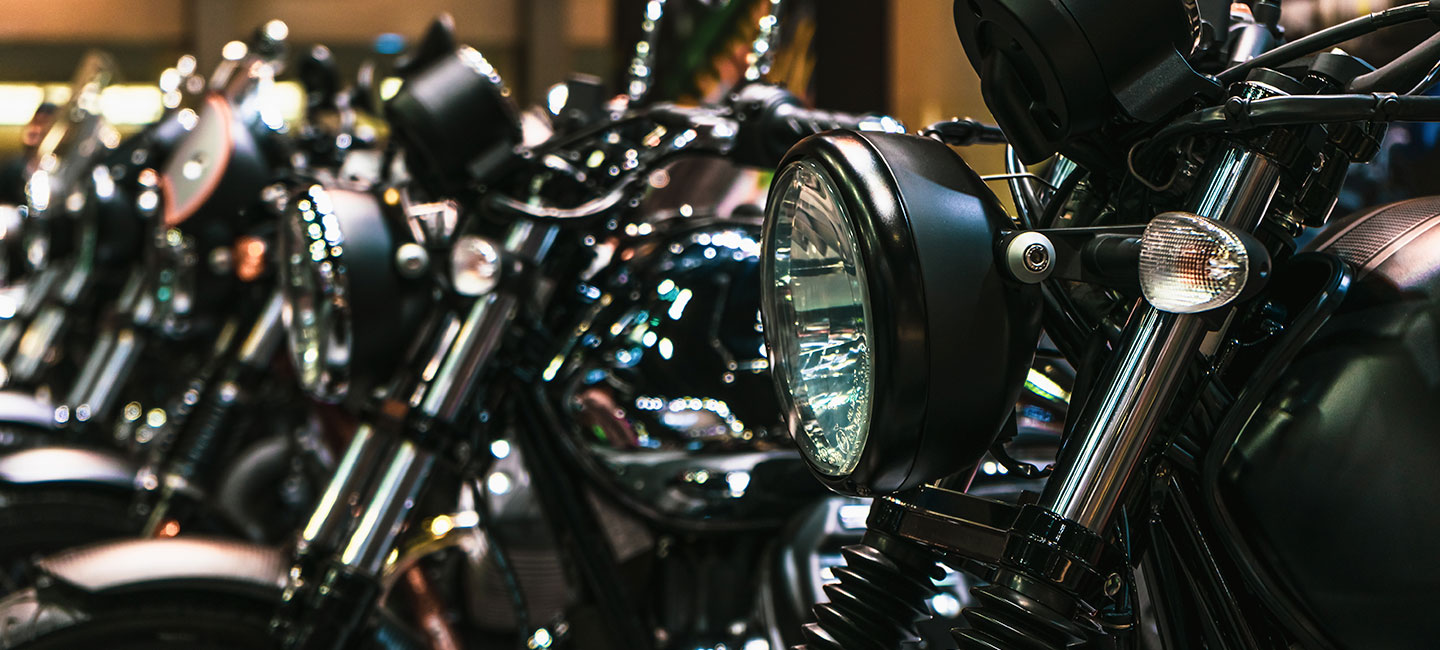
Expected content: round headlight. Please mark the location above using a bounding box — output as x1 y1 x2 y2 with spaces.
280 185 423 402
765 161 875 476
760 131 1042 496
281 186 351 400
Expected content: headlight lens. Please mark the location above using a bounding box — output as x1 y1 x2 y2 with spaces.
764 160 874 476
280 186 352 401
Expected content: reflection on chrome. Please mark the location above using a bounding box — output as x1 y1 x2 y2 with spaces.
769 161 873 476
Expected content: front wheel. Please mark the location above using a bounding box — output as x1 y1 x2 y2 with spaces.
0 484 135 596
0 586 278 649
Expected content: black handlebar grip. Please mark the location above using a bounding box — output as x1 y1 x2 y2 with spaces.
730 84 902 167
767 102 869 143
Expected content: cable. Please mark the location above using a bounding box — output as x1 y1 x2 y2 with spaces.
1349 31 1440 93
1040 165 1087 229
1006 145 1043 229
1146 92 1440 151
1219 2 1436 83
1409 58 1440 94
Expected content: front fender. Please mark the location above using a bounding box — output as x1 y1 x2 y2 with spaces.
0 538 288 647
0 538 428 649
0 390 58 433
0 446 136 488
33 537 287 595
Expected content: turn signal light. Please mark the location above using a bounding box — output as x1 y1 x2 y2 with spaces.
1139 211 1269 314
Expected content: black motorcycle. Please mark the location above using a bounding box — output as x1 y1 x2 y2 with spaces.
759 1 1440 649
0 7 945 645
0 24 363 594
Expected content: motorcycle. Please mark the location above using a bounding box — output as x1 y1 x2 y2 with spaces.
0 4 942 647
758 1 1440 648
0 24 362 593
0 4 1076 647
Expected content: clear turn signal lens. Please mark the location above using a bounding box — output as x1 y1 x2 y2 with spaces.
452 235 502 296
1139 211 1253 314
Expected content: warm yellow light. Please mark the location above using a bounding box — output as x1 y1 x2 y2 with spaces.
0 85 45 125
378 77 403 101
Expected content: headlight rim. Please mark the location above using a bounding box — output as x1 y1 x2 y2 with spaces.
279 184 421 403
280 183 353 402
761 133 934 496
763 130 1043 498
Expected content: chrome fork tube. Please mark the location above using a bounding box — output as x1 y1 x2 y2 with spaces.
280 221 553 649
297 424 392 556
1039 143 1279 532
418 221 553 424
338 440 435 576
418 293 516 422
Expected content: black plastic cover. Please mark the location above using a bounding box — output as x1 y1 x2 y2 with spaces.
1215 196 1440 648
385 46 520 196
952 0 1218 163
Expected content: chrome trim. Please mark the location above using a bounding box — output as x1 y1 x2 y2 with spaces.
281 185 352 401
0 390 60 430
340 440 435 576
35 537 286 593
9 305 64 384
1040 142 1281 532
65 327 117 410
238 289 284 367
298 424 389 553
69 327 140 425
418 293 517 421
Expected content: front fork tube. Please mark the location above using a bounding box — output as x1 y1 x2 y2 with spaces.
1 258 99 387
278 440 437 650
1039 307 1206 530
272 299 520 650
272 222 550 650
949 141 1281 647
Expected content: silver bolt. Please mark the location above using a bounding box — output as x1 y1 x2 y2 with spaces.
1005 231 1056 283
1023 243 1050 272
1104 573 1123 597
395 242 429 278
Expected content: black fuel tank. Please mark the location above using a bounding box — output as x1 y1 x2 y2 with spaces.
1215 196 1440 648
540 214 826 531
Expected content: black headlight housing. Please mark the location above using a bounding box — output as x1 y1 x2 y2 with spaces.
385 46 521 197
280 185 427 402
760 131 1042 496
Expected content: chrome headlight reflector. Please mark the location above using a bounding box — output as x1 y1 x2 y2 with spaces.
766 160 874 476
281 185 353 401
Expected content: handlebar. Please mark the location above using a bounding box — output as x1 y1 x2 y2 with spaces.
492 84 905 222
730 83 905 167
